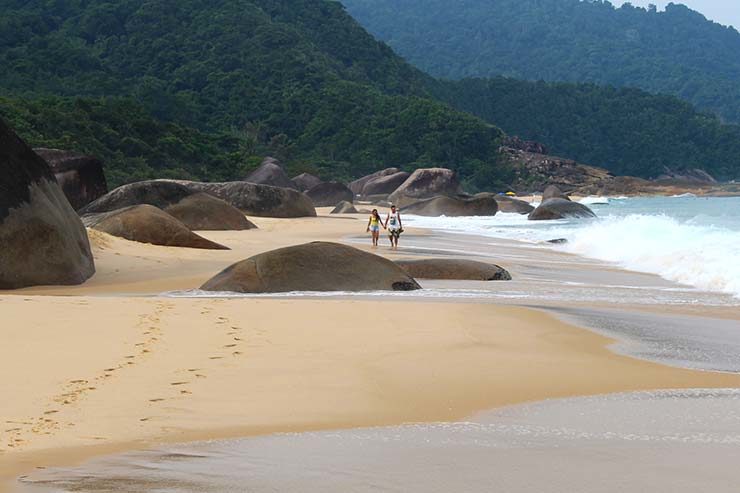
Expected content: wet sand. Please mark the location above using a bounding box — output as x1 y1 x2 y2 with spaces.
2 210 739 492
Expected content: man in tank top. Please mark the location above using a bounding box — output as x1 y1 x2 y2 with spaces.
384 204 403 249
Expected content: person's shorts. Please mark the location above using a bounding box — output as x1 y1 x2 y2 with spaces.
388 229 401 238
369 225 380 233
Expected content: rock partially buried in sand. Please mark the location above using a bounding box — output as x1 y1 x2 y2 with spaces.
388 168 461 207
528 198 596 221
201 242 421 293
85 205 229 250
34 148 108 210
173 181 316 218
80 180 194 214
0 119 95 289
164 193 256 231
494 195 534 214
306 182 354 207
330 201 358 214
245 157 295 189
402 194 498 217
291 172 322 192
395 259 512 281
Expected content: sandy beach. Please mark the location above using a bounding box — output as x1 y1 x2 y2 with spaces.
2 210 740 492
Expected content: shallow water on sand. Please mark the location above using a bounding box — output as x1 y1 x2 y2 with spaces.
18 389 740 493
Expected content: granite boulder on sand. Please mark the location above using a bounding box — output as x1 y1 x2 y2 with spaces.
349 168 401 195
305 182 354 207
80 180 194 214
542 184 571 201
0 119 95 289
330 201 358 214
245 157 295 189
395 259 512 281
360 171 410 197
494 195 534 214
84 205 229 250
201 241 421 293
291 172 322 192
388 168 461 207
164 193 256 231
402 194 498 217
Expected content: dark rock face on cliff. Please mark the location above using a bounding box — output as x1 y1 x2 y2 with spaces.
361 171 410 197
350 168 401 195
245 157 295 189
34 148 108 210
501 147 614 194
395 259 511 281
291 172 323 192
305 181 354 207
164 193 256 231
0 119 95 289
388 168 461 207
528 198 596 221
84 205 229 249
502 136 549 155
201 241 421 293
403 194 498 217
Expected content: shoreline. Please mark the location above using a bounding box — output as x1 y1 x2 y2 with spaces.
2 211 739 492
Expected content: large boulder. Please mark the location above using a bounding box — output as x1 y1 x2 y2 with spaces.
245 157 295 189
395 259 511 281
542 185 570 201
80 180 194 214
34 148 108 210
306 181 354 207
84 205 228 249
349 168 401 195
0 120 95 289
291 172 323 192
330 201 358 214
403 194 498 217
201 242 421 293
494 195 535 214
361 171 410 197
528 198 596 221
388 168 461 207
164 193 256 231
181 181 316 218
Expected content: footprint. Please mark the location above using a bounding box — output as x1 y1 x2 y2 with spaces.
170 382 189 386
224 344 237 348
149 398 165 402
209 356 223 360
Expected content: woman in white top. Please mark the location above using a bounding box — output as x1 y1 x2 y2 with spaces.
384 204 403 249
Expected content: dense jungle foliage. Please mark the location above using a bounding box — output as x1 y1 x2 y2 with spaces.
343 0 740 124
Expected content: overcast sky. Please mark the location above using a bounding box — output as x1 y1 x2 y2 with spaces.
622 1 740 29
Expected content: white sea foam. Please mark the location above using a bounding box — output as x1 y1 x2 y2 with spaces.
579 196 610 205
403 201 740 299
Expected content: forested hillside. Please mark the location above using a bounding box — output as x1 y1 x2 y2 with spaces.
2 0 740 186
343 0 740 124
0 0 504 188
432 78 740 180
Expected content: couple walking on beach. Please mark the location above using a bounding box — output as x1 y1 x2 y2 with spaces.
367 205 403 249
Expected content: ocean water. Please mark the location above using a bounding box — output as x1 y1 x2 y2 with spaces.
19 389 740 493
404 196 740 298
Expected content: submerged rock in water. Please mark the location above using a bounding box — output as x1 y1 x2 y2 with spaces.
201 241 421 293
164 193 256 231
494 195 534 214
402 194 498 217
528 198 596 221
546 238 569 244
0 119 95 289
395 259 511 281
306 182 354 207
85 205 229 250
